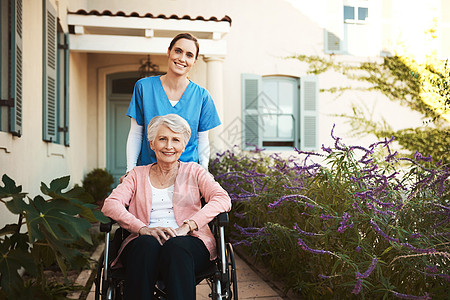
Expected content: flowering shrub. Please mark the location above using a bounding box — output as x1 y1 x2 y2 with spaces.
210 128 449 299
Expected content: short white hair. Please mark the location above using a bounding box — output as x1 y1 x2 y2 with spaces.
147 114 191 145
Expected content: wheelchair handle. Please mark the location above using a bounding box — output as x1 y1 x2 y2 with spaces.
100 218 115 233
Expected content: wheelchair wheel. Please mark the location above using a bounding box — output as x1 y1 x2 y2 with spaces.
226 242 238 300
94 252 123 300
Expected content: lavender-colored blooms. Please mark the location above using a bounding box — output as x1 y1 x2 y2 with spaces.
355 246 361 252
337 212 353 233
351 279 362 294
268 194 315 208
297 238 333 255
400 242 437 254
320 214 335 220
410 233 422 239
425 265 438 273
294 223 320 236
391 291 431 300
370 219 400 243
356 257 378 279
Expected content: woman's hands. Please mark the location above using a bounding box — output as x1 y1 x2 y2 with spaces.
138 221 196 245
138 226 177 245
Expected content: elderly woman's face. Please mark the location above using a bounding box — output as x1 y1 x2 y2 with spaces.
150 125 185 165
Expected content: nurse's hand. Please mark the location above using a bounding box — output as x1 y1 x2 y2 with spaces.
138 226 177 245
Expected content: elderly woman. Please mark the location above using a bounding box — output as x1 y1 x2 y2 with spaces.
101 114 231 300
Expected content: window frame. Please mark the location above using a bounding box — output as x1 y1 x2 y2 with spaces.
0 0 22 136
241 74 318 151
43 0 69 146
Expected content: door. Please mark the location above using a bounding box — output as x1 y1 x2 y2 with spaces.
106 72 140 186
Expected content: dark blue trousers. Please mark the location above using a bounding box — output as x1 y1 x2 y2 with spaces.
121 235 212 300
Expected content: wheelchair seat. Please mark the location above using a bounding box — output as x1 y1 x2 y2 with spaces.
94 212 238 300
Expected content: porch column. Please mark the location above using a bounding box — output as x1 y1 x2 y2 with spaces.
203 56 225 154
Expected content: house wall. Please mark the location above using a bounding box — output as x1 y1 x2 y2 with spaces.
0 0 89 224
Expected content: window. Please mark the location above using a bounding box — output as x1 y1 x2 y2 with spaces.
43 0 69 145
343 3 370 55
325 1 371 55
0 0 22 136
241 74 318 151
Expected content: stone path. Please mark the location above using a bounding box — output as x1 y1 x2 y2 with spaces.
83 251 283 299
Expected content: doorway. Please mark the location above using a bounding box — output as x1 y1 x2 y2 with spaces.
106 72 140 185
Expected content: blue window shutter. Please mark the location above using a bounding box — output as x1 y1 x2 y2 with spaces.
300 76 318 151
241 74 262 149
10 0 23 136
43 0 57 142
63 33 69 146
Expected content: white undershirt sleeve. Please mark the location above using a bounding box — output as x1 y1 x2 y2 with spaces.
197 131 210 170
126 118 144 173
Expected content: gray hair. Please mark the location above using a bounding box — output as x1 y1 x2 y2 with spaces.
147 114 191 145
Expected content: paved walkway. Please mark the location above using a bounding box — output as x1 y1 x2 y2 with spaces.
83 250 283 299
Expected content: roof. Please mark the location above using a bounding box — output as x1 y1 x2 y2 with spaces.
68 9 232 25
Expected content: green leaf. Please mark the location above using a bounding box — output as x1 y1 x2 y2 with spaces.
0 174 22 197
0 224 19 236
40 176 70 196
5 195 29 214
0 238 37 295
381 246 393 256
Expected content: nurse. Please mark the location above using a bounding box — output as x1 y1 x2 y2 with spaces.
124 33 221 179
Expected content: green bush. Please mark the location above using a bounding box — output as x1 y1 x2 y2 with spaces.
211 135 449 299
82 168 114 206
0 175 109 299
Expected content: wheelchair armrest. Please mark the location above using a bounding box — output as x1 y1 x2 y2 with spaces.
99 218 116 233
215 212 229 227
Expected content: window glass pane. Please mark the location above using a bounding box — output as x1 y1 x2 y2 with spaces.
278 115 293 138
278 81 294 114
358 7 368 21
261 115 277 138
344 6 355 20
261 81 278 114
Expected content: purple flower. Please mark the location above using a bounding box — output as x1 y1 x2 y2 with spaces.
318 274 332 279
321 144 332 153
425 265 438 273
391 291 431 300
320 214 334 220
410 233 422 239
351 279 362 294
297 238 333 255
370 219 399 243
268 194 314 208
337 212 353 233
355 246 361 252
294 223 320 236
400 242 437 254
356 257 378 279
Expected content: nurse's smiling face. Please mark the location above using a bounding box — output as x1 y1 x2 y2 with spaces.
167 38 197 76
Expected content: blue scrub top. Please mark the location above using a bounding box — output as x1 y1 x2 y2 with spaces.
127 76 221 165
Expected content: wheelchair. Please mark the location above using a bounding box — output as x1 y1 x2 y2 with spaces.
94 212 238 300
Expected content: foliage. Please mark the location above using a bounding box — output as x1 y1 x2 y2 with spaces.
82 168 114 205
289 54 450 163
211 132 449 299
0 175 109 299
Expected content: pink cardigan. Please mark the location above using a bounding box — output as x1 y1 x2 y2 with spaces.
101 162 231 267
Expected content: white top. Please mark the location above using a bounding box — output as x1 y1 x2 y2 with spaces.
147 179 179 228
